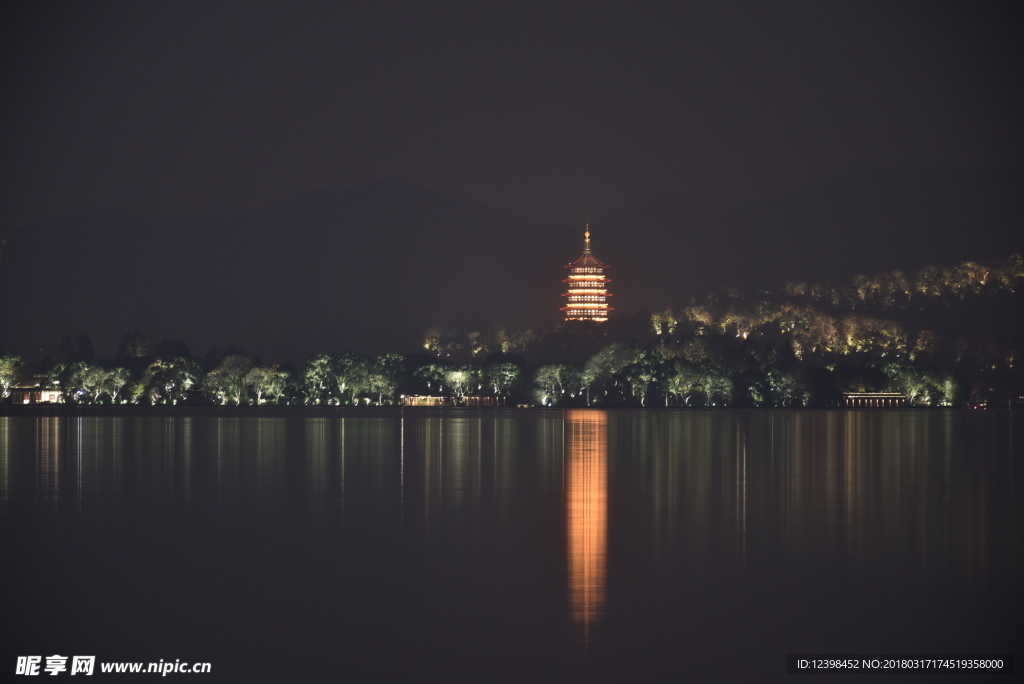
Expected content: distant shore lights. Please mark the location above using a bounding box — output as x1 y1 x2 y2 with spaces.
561 225 613 322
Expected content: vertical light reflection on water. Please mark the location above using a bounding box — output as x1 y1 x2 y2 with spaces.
74 418 95 524
109 418 124 512
252 418 285 505
38 417 61 522
492 413 519 527
642 412 739 567
537 412 564 499
400 411 404 531
420 415 439 534
75 416 83 522
565 409 607 648
212 417 228 508
635 413 681 562
299 416 402 524
305 418 330 513
2 410 1012 594
210 418 287 509
66 417 125 522
759 410 1010 586
415 413 483 537
165 418 177 506
4 417 130 525
0 418 9 511
124 418 188 511
735 418 747 568
444 417 475 518
181 418 192 506
628 410 1015 590
344 417 401 522
257 418 286 506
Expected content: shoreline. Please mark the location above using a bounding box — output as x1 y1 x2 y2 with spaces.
0 404 983 417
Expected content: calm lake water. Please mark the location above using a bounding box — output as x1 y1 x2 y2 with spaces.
1 409 1020 681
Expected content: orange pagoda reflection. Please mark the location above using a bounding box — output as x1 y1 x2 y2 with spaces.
566 410 608 645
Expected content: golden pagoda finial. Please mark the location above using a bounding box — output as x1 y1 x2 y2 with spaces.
583 224 591 254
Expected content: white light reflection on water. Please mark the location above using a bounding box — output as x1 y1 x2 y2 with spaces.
415 413 483 539
210 417 287 510
39 417 61 524
613 409 1017 590
0 418 8 512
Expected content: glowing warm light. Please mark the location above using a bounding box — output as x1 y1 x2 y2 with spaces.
561 226 614 322
566 410 608 645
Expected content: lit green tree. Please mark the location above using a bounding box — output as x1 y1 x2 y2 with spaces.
364 372 395 405
68 361 110 403
360 354 405 405
622 350 671 406
467 331 488 357
0 355 26 399
205 355 253 405
534 364 566 406
651 307 679 336
667 362 704 406
423 328 463 357
302 354 334 404
144 358 201 404
126 379 147 404
267 367 293 404
445 365 480 401
582 343 634 404
883 362 931 405
333 352 370 405
487 363 520 399
937 374 961 406
245 366 274 404
414 364 450 395
103 367 132 404
703 372 734 406
773 370 808 407
560 364 586 402
47 363 74 402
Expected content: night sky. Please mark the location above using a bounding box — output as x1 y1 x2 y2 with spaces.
2 1 1022 360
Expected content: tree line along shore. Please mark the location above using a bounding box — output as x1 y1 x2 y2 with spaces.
2 254 1021 409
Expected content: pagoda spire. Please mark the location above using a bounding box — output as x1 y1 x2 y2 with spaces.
583 224 591 254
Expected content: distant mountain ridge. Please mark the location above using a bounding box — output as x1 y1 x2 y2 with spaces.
1 166 1021 362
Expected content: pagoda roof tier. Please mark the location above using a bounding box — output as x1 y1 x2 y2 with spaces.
564 253 610 269
565 276 613 283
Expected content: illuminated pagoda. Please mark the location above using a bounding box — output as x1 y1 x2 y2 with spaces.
561 226 613 322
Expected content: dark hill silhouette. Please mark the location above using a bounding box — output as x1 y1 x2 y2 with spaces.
1 167 1021 362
